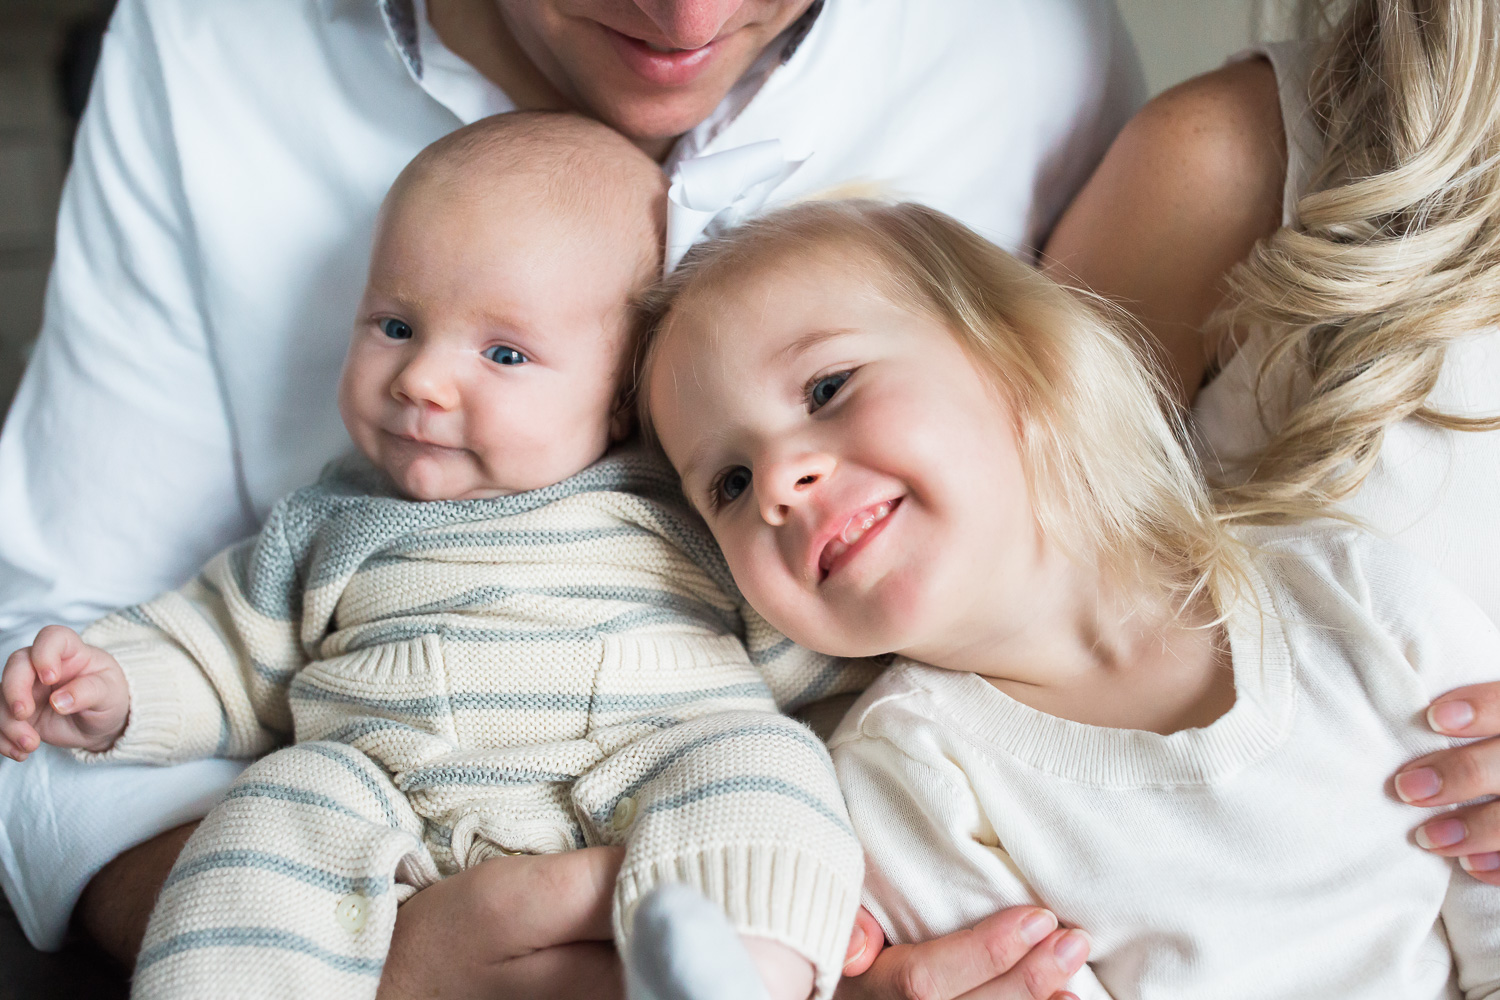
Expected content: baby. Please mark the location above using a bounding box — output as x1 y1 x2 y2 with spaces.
638 200 1500 1000
0 114 864 1000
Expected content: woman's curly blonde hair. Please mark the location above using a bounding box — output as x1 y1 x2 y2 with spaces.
1215 0 1500 522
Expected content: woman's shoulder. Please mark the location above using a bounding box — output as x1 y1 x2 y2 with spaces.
1043 57 1287 399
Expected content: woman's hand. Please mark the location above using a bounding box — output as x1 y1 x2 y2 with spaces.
1397 683 1500 883
377 845 626 1000
837 906 1089 1000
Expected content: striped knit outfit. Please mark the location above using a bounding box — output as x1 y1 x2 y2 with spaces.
80 449 873 1000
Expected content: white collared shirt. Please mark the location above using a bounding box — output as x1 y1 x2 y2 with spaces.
0 0 1142 947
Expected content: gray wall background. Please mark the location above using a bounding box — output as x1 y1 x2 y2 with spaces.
0 1 1297 423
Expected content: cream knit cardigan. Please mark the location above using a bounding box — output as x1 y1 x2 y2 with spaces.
81 449 874 999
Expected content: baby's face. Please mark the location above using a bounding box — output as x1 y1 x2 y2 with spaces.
339 180 639 501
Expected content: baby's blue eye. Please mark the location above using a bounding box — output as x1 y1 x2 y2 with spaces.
484 346 528 366
716 466 752 506
810 372 850 410
380 318 414 340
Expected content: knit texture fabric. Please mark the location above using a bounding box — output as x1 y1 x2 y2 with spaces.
832 525 1500 1000
80 448 871 999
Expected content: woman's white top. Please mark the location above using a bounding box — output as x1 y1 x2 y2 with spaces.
833 525 1500 1000
1193 41 1500 626
0 0 1144 949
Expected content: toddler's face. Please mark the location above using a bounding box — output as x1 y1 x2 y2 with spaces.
647 253 1041 661
339 180 637 501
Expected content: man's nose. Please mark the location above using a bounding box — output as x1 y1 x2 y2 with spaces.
392 348 459 411
635 0 745 49
757 451 834 526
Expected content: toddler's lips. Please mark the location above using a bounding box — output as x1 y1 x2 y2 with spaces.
819 498 901 577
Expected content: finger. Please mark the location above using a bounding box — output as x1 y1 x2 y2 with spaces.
503 941 624 1000
844 907 886 977
0 730 31 762
1415 797 1500 856
474 846 623 947
29 625 84 685
0 717 39 759
876 907 1061 1000
1395 738 1500 807
1425 683 1500 738
1458 852 1500 886
50 672 114 715
959 929 1089 1000
2 649 38 720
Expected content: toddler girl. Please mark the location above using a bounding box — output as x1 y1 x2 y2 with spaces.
639 199 1500 999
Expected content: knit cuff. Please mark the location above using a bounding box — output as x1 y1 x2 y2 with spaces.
73 640 222 765
614 843 861 1000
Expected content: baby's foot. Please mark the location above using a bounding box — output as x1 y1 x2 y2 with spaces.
625 883 772 1000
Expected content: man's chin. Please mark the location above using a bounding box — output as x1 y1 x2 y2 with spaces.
580 86 733 152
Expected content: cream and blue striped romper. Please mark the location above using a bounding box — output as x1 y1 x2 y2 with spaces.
80 447 875 1000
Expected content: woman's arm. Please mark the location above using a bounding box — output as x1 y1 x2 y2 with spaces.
1040 57 1285 404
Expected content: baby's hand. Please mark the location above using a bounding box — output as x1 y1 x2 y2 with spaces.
1 625 130 760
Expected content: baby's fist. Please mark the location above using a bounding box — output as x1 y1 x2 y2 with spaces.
1 625 130 760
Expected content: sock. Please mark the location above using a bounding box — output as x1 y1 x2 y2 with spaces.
625 883 772 1000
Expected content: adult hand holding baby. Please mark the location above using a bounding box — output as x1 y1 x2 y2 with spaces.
0 625 128 760
377 846 627 1000
837 906 1087 1000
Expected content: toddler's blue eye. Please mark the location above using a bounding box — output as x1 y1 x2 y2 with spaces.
484 346 528 366
716 466 752 505
810 372 849 410
380 318 414 340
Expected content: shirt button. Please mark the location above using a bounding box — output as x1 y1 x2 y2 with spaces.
611 795 638 832
335 893 369 934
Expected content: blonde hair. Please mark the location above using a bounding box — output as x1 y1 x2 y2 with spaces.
637 200 1247 612
1215 0 1500 522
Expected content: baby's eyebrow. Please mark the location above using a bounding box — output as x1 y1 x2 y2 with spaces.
773 327 859 365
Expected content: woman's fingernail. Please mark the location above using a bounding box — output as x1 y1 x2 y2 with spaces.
1460 852 1500 873
51 692 73 712
10 702 24 718
843 924 867 968
1395 767 1442 803
1416 817 1466 849
1020 909 1057 946
1429 701 1476 734
1053 930 1090 971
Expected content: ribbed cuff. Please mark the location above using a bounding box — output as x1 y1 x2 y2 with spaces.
614 843 860 1000
72 641 207 765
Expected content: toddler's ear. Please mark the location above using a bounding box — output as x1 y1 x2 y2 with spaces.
610 401 636 443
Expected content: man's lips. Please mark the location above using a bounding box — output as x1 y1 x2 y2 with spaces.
817 498 902 580
602 26 723 88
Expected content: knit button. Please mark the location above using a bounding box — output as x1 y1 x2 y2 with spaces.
611 796 638 832
335 893 369 934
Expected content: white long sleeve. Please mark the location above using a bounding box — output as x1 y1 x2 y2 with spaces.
833 729 1111 1000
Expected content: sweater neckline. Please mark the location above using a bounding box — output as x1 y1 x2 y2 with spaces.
899 558 1295 787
